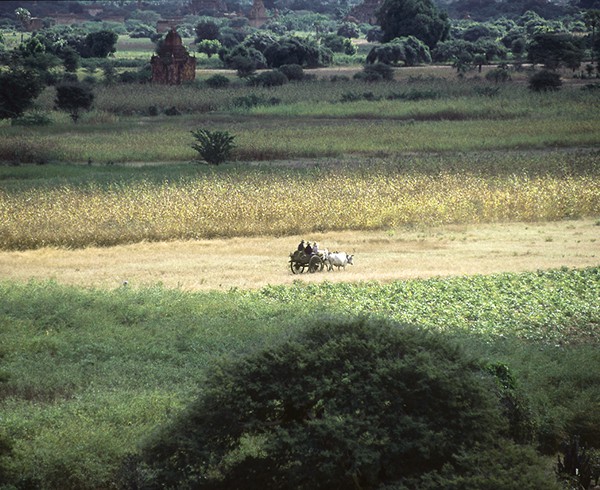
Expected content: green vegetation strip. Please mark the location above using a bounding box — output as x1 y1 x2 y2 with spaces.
1 266 599 487
2 81 598 164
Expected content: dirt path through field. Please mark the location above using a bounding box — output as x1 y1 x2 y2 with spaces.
1 220 598 291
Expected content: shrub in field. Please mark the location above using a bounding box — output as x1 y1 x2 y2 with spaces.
486 66 512 83
0 69 44 120
263 36 332 68
10 111 52 127
247 70 288 87
321 34 357 55
127 317 551 489
354 62 394 81
191 128 235 165
205 74 230 88
231 94 280 109
277 63 305 81
366 36 432 66
528 69 562 92
54 82 94 123
0 430 13 482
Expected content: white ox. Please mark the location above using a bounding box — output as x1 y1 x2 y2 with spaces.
326 252 354 271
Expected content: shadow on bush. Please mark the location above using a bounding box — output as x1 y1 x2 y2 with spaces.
122 316 556 489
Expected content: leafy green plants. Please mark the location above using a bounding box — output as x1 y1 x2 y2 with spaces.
54 82 95 123
191 128 236 165
129 316 549 489
528 69 562 92
204 74 230 88
1 267 598 487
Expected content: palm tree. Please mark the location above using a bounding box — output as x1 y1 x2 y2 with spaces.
14 7 31 42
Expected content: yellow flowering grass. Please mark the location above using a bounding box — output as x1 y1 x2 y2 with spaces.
1 166 598 250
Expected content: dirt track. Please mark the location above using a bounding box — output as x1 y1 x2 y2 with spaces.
1 220 598 291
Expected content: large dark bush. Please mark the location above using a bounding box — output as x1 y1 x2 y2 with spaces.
528 69 562 92
247 70 288 87
126 317 548 489
277 63 305 81
205 74 230 88
54 82 94 123
0 68 43 120
263 36 332 68
354 62 395 81
367 36 432 66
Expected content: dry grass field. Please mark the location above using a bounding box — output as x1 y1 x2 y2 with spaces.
1 219 597 291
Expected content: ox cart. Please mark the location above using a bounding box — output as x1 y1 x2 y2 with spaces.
289 250 325 274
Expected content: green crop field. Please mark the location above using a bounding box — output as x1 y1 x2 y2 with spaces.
1 268 599 488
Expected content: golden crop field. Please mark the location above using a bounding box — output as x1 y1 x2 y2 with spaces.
1 163 599 250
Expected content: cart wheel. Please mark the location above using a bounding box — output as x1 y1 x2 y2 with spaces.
291 261 304 274
308 255 321 273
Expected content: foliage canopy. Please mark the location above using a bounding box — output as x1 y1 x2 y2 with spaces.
0 68 43 120
377 0 450 48
127 317 550 489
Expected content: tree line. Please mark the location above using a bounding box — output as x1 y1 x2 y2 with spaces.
1 0 599 123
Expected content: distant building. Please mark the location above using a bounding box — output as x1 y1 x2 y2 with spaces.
151 29 196 85
248 0 268 28
348 0 382 24
26 17 44 31
157 18 184 33
190 0 227 15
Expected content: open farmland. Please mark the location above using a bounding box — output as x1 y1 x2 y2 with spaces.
1 39 600 489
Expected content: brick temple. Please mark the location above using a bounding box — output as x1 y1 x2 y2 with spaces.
151 28 196 85
348 0 382 24
248 0 268 27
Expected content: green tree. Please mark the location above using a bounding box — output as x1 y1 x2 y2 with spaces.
0 69 43 120
195 20 220 42
263 36 332 68
127 317 548 489
377 0 450 48
321 34 357 55
527 32 585 70
61 46 80 72
14 7 31 41
54 83 94 123
584 10 600 62
197 39 222 58
367 36 432 66
78 30 118 58
528 69 562 91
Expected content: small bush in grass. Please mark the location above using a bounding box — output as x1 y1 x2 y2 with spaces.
486 66 512 83
128 317 550 489
191 128 235 165
205 74 230 88
528 69 562 92
164 106 181 116
54 82 94 123
354 62 394 82
277 63 304 81
11 111 52 127
247 70 288 87
231 94 281 109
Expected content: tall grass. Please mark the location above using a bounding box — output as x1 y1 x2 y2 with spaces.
1 151 599 250
2 80 597 164
0 112 598 165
